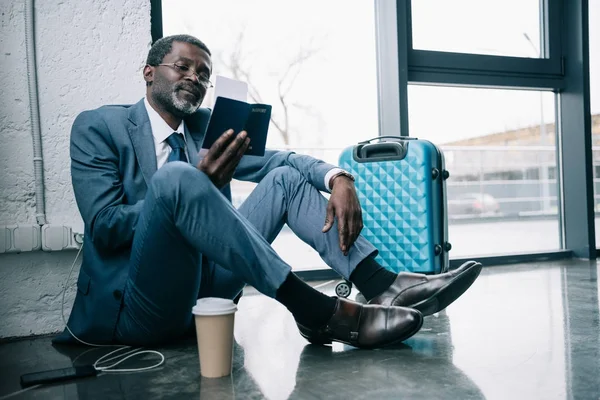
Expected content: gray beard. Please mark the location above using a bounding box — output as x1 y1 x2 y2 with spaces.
153 87 201 118
170 90 201 115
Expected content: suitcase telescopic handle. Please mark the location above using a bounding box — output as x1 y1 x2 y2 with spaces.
357 135 417 144
355 140 410 161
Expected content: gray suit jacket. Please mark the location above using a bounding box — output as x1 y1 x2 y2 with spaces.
55 98 336 344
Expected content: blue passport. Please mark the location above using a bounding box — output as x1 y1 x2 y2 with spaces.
202 96 272 157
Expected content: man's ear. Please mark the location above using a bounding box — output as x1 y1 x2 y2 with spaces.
143 65 154 85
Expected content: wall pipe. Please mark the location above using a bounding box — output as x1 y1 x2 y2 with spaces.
24 0 47 225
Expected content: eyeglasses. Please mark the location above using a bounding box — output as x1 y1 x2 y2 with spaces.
156 63 214 88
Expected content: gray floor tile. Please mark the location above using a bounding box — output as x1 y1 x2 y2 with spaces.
1 259 599 399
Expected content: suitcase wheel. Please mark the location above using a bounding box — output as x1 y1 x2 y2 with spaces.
335 281 352 298
444 242 452 252
434 244 443 255
442 170 450 180
431 168 439 179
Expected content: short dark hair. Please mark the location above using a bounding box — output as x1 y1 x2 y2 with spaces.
146 34 211 66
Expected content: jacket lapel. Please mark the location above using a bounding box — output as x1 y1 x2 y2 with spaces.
184 124 201 167
127 99 157 185
184 107 211 167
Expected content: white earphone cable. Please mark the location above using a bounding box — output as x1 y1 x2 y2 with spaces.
61 243 165 373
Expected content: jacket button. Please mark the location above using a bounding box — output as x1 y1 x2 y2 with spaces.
113 290 123 301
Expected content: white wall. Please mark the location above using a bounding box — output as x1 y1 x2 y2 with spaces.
0 0 151 339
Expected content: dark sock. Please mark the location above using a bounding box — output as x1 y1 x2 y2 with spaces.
276 272 337 329
350 256 398 301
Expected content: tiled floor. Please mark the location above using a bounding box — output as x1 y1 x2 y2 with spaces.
1 259 599 399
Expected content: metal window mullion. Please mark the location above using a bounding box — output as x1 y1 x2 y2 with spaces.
408 69 564 91
150 0 163 43
540 0 550 58
558 0 595 258
374 0 409 137
554 92 566 249
409 50 563 77
546 0 564 67
396 0 410 136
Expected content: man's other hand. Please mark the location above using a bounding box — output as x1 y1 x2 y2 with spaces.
322 175 363 256
197 129 250 188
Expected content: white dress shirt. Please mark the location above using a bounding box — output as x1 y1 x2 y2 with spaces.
144 97 344 191
144 97 187 169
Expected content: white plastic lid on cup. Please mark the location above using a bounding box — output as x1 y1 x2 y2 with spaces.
192 297 238 316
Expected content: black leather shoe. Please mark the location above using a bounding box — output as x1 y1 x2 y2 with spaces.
369 261 482 316
297 297 423 349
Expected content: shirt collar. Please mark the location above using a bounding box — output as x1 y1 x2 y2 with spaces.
144 97 186 144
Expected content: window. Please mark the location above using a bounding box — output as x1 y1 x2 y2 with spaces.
411 0 543 58
408 85 559 257
163 0 380 270
590 1 600 246
158 0 592 264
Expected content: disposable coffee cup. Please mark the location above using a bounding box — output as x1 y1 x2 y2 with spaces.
192 297 237 378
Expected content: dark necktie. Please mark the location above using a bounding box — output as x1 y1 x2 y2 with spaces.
166 132 188 163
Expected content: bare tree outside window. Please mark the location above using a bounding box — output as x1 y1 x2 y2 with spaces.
213 30 324 147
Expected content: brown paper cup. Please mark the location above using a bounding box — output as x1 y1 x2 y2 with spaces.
192 298 237 378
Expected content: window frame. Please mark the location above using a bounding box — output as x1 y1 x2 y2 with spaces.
153 0 596 270
406 0 564 86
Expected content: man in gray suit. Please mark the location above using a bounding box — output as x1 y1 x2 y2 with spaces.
57 34 481 349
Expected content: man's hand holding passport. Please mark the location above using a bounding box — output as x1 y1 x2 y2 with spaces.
202 96 272 157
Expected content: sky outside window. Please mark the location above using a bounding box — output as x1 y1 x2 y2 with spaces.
163 0 600 147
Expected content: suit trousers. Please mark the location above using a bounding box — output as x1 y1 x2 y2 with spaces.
114 162 377 345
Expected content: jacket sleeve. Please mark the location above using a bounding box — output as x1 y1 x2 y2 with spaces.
233 149 338 192
70 110 143 251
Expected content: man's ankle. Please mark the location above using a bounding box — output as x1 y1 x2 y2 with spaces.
350 256 397 301
276 272 337 329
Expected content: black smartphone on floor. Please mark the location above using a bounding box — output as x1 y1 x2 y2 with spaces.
20 365 98 388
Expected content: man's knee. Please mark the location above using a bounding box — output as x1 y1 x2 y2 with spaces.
150 162 214 200
265 166 305 190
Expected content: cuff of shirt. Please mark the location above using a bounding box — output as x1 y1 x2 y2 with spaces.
324 168 345 192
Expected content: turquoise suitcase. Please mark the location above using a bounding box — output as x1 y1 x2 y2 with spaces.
339 136 451 276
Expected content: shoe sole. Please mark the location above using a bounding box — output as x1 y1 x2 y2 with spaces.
408 261 482 316
299 312 424 349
